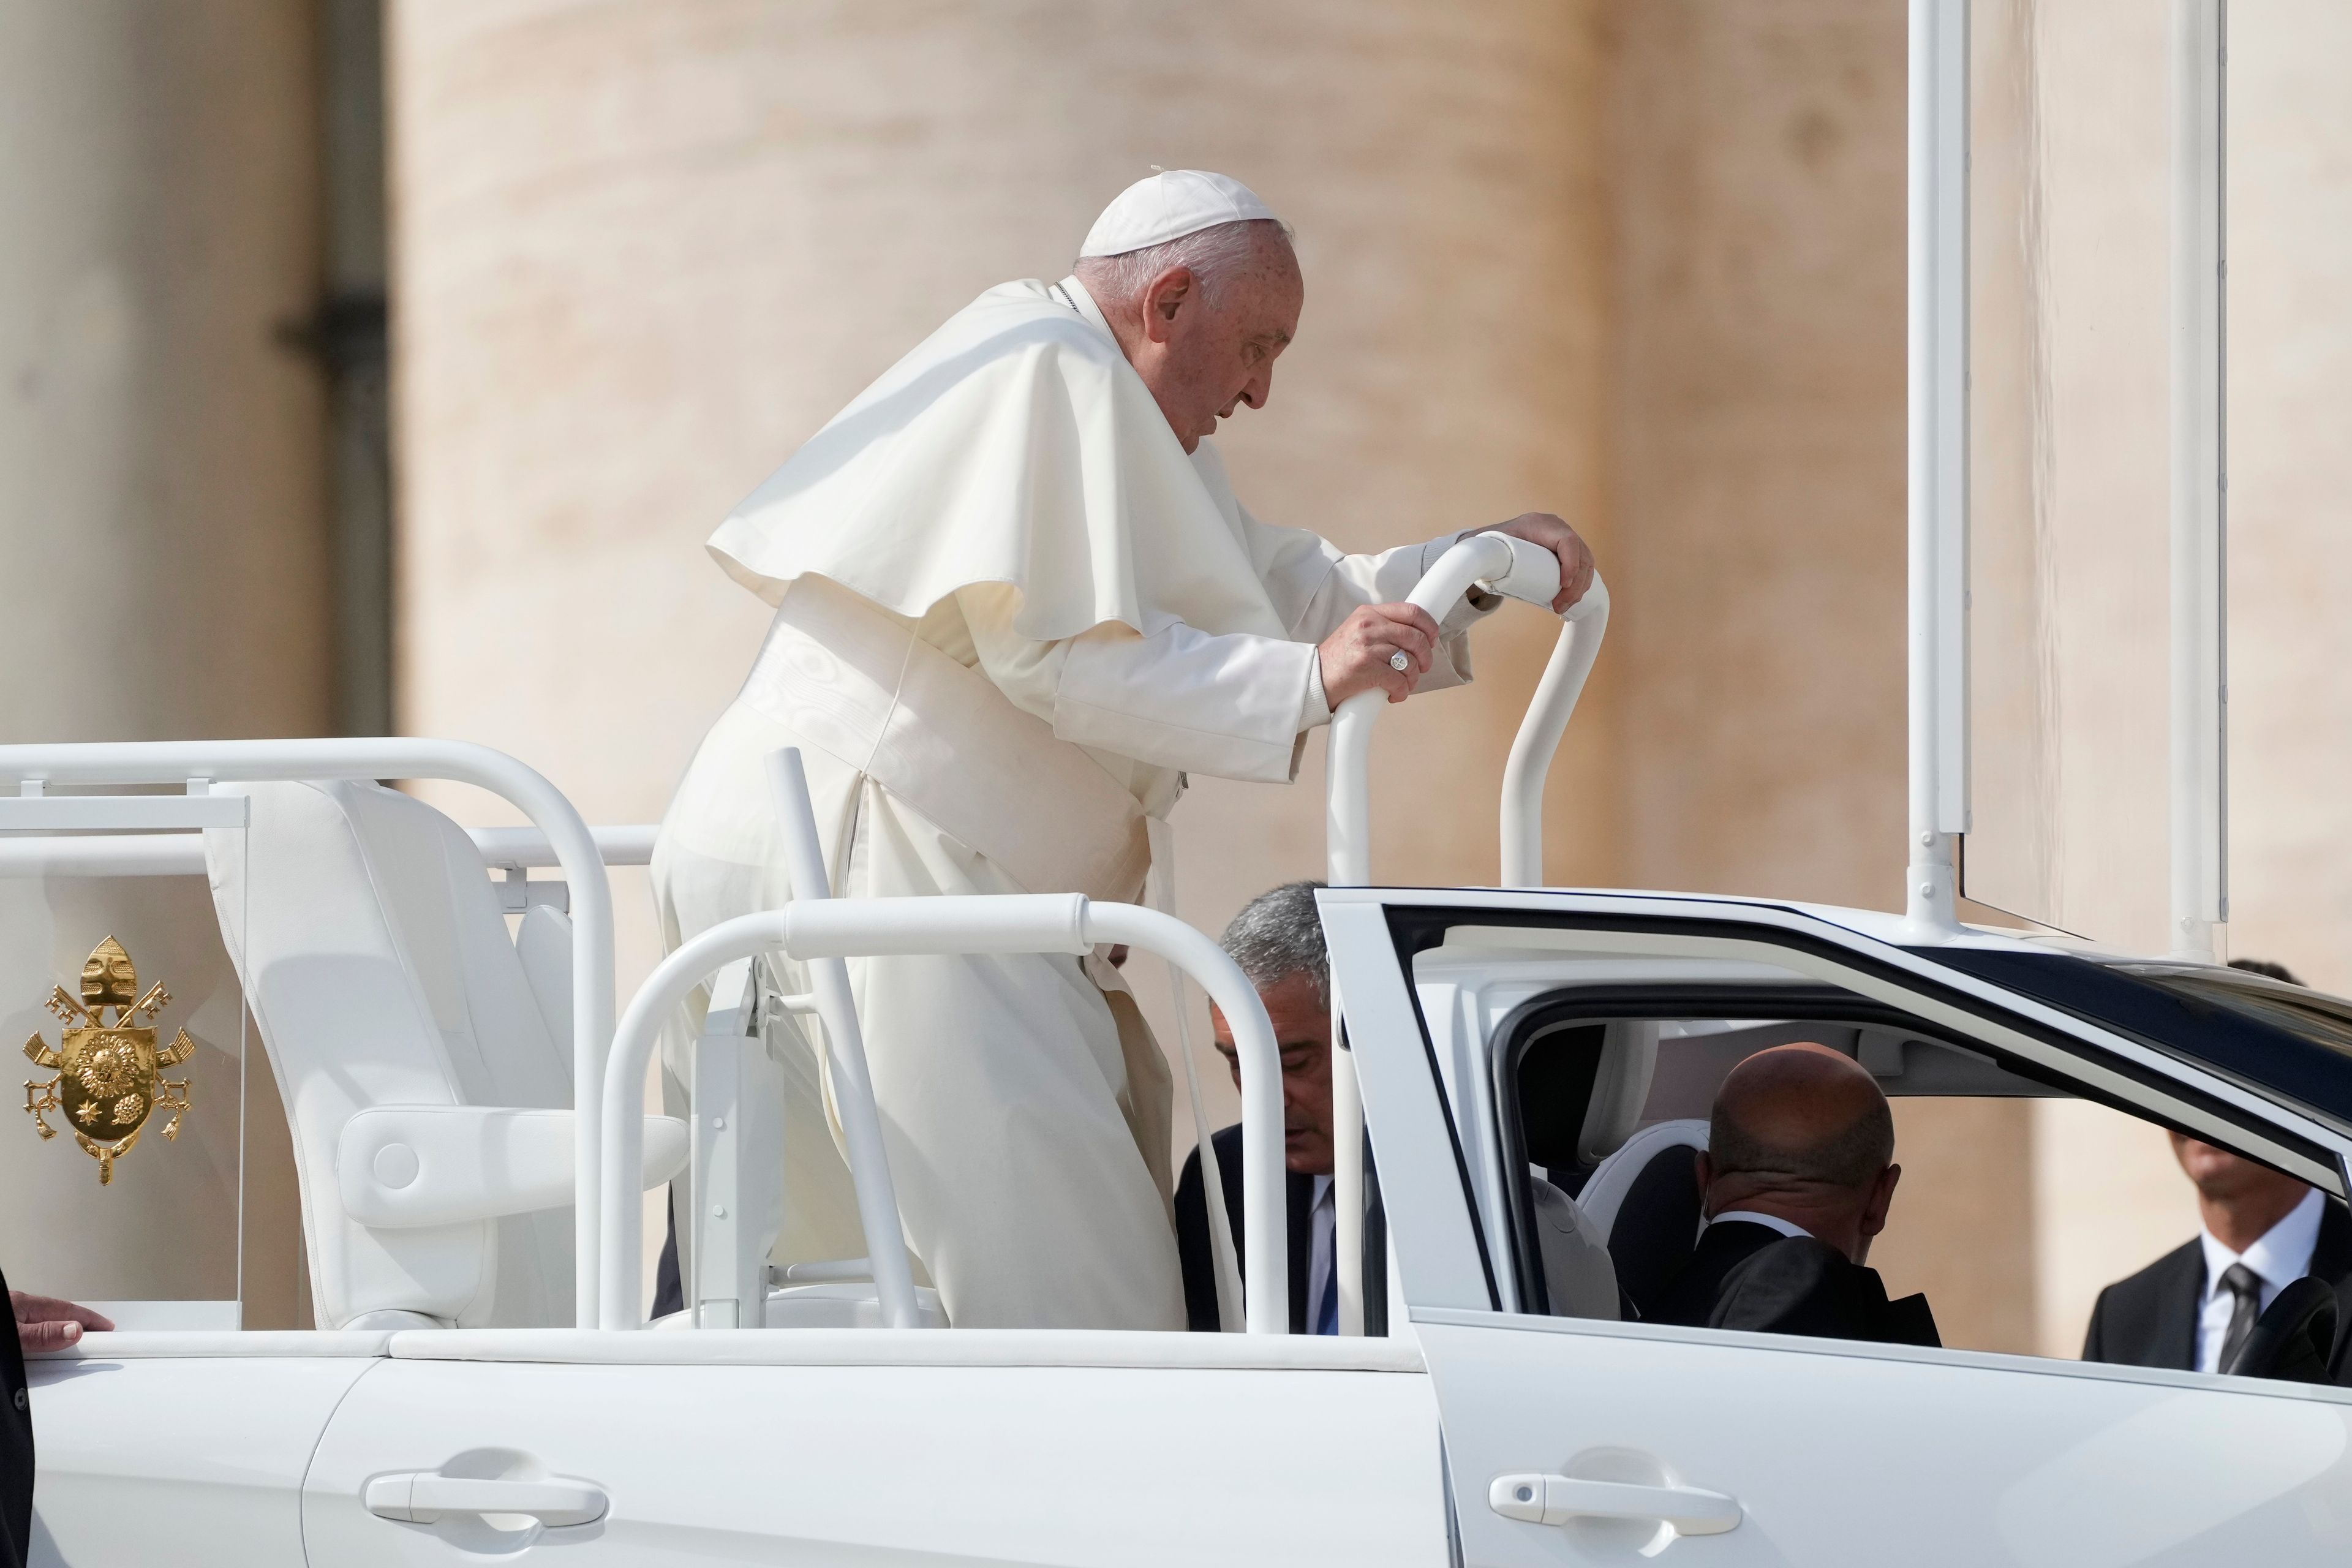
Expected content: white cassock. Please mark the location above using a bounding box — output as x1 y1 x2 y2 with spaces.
654 273 1496 1330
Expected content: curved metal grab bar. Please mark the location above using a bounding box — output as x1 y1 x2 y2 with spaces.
1499 578 1611 887
0 738 615 1327
1321 536 1610 1334
600 893 1289 1333
1325 534 1610 888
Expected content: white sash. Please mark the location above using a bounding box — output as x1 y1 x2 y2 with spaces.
741 576 1152 903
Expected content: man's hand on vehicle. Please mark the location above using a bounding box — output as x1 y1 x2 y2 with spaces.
12 1291 112 1351
1480 512 1596 614
1319 603 1441 707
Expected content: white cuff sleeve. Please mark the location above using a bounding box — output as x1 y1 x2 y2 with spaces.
1300 649 1332 730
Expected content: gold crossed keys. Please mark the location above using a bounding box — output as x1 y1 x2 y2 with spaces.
23 938 194 1184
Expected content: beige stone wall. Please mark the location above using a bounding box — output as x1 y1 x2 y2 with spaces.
1605 1 1910 910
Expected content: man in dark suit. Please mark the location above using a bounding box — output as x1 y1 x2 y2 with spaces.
1174 881 1337 1334
2082 959 2352 1378
1649 1042 1939 1347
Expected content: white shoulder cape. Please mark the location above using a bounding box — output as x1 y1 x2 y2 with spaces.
707 279 1291 644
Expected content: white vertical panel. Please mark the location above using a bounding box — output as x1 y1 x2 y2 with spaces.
1910 0 1972 932
2171 0 2228 960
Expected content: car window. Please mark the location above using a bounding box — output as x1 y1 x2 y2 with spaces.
2114 962 2352 1061
1929 946 2352 1131
1488 981 2351 1386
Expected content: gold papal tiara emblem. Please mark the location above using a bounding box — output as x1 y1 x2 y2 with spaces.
22 937 195 1184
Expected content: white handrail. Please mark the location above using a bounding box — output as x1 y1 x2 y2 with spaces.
0 739 616 1328
470 824 658 869
1499 578 1611 888
600 894 1289 1333
1322 536 1609 1332
764 748 920 1330
0 824 660 880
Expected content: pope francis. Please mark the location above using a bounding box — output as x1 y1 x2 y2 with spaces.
654 170 1595 1331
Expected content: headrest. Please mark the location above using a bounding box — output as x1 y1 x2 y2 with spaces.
1572 1020 1659 1165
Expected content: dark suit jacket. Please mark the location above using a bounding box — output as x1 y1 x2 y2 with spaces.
2082 1197 2352 1376
0 1267 34 1568
1649 1220 1941 1348
1174 1123 1312 1333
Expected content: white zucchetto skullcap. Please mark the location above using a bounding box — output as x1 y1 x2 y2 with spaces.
1078 169 1281 258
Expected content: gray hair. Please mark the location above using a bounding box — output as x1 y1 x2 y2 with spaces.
1071 217 1295 309
1218 880 1329 1007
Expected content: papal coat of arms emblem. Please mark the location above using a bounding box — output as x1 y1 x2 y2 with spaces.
22 937 195 1183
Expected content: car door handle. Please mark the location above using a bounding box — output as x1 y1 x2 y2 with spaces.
365 1472 609 1528
1488 1472 1742 1536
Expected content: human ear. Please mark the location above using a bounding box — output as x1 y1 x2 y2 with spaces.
1143 267 1194 340
1860 1162 1902 1238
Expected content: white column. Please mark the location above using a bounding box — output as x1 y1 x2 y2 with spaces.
2169 0 2228 962
1907 0 1971 938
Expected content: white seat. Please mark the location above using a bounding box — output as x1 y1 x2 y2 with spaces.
1528 1173 1621 1319
1580 1118 1710 1241
206 780 684 1329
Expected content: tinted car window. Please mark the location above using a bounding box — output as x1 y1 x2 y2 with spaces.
1924 946 2352 1131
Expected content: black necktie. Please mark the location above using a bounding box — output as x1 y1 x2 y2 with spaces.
2218 1262 2264 1371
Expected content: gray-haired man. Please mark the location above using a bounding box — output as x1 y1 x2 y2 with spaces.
1177 881 1627 1332
1175 881 1339 1332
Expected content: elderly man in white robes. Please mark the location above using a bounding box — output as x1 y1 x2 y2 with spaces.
654 169 1594 1331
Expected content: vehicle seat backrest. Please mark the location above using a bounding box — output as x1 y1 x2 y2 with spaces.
1573 1020 1659 1165
1577 1117 1708 1317
205 780 575 1329
1527 1172 1622 1321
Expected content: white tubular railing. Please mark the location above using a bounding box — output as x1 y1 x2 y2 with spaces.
1499 578 1611 888
601 892 1289 1333
469 824 658 869
1323 535 1610 1332
0 739 617 1329
763 748 919 1331
0 824 659 880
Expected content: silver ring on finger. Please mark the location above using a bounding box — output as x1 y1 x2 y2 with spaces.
1389 650 1411 673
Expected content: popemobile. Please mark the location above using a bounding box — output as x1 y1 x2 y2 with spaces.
17 12 2352 1568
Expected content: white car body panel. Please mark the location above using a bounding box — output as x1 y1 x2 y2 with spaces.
1418 1309 2352 1565
29 1337 390 1567
298 1332 1444 1566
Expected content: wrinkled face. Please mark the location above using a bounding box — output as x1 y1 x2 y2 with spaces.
1132 236 1303 453
1210 969 1333 1175
2171 1134 2304 1205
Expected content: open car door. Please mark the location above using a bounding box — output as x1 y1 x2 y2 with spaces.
1322 887 2352 1567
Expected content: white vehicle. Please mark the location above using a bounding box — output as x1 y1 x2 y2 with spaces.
18 540 2352 1566
23 10 2351 1565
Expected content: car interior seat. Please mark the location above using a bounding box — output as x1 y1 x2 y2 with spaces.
1526 1172 1622 1319
1512 1019 1660 1317
1578 1117 1710 1317
205 779 685 1330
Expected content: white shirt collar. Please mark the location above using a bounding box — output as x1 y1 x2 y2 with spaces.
2198 1185 2324 1301
1711 1209 1812 1242
1050 274 1119 346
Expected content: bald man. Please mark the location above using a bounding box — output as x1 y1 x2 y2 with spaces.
1649 1043 1939 1347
